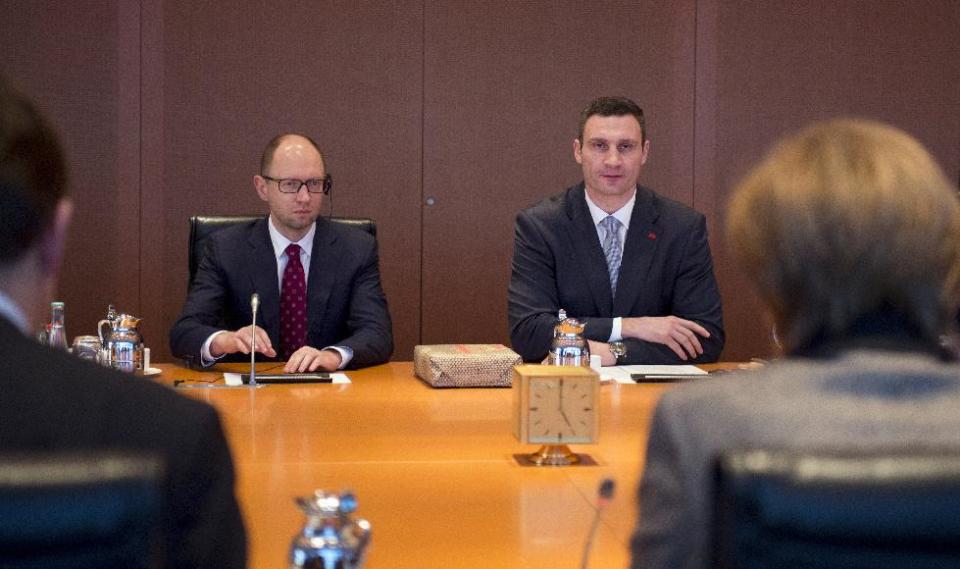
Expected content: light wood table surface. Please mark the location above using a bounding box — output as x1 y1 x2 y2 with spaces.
158 362 727 568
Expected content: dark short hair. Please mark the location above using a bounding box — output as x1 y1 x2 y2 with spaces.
0 76 67 263
577 96 646 144
260 133 325 175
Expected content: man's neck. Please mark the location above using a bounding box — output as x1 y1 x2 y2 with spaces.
0 259 51 334
268 214 313 243
584 185 636 215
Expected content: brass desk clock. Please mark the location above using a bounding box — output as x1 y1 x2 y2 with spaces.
513 364 599 466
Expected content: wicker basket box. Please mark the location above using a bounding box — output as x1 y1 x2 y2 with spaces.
413 344 521 388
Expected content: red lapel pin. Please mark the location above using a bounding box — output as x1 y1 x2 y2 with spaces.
647 231 657 240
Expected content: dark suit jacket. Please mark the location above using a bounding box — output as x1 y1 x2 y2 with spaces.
508 183 724 364
632 342 960 569
0 316 246 569
169 217 393 368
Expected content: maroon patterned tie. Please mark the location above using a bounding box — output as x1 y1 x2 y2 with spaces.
280 244 307 360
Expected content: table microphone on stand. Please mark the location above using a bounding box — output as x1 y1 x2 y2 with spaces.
580 478 615 569
249 293 260 386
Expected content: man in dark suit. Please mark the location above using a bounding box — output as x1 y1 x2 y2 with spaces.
0 76 245 567
632 119 960 568
169 134 393 372
508 97 724 365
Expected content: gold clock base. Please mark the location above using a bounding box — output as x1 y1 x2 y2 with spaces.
514 445 598 467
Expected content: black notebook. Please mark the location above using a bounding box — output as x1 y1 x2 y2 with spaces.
240 373 332 384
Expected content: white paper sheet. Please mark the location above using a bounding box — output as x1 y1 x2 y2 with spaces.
602 364 707 384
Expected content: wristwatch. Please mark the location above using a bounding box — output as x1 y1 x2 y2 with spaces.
608 341 627 364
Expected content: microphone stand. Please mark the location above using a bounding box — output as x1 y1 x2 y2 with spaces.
249 293 260 386
580 478 615 569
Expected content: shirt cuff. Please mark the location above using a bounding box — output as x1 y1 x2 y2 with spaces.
323 345 353 370
200 330 229 367
608 317 623 342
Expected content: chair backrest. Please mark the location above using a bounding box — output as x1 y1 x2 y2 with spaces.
713 449 960 569
188 215 377 286
0 453 165 569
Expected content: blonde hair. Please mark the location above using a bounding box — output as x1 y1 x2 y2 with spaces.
728 119 960 352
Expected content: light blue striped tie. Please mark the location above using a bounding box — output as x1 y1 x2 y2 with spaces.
600 215 622 297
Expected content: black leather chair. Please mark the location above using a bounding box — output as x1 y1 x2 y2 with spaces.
0 453 164 569
713 449 960 569
188 215 377 286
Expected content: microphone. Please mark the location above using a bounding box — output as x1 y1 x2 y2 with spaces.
580 478 616 569
249 293 260 386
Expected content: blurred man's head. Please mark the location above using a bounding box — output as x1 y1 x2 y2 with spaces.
727 119 960 352
0 76 72 325
0 76 67 263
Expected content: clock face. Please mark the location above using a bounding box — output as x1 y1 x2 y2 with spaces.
526 376 596 444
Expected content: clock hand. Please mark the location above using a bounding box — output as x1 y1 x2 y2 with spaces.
558 379 574 429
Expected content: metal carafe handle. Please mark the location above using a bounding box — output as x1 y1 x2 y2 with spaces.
97 319 111 346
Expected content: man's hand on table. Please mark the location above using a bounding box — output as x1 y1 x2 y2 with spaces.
621 316 710 361
588 340 617 366
284 347 341 373
211 325 277 358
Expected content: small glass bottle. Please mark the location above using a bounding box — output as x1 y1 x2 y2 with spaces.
48 301 68 350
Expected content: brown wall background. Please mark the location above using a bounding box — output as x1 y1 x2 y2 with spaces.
2 1 958 363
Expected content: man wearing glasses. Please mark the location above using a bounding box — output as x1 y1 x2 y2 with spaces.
170 134 393 372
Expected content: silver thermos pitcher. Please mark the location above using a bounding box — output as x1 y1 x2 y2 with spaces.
547 308 590 367
290 490 371 569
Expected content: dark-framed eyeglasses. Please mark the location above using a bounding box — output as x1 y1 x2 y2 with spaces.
262 174 332 195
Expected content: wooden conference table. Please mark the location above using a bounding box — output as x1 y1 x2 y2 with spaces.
159 361 726 568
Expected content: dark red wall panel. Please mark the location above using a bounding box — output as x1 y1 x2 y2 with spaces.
3 1 958 363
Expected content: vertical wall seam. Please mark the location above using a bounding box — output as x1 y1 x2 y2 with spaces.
418 0 426 345
692 0 699 210
138 0 144 314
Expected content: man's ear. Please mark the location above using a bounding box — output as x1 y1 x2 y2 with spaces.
38 198 73 277
573 138 583 164
254 175 269 202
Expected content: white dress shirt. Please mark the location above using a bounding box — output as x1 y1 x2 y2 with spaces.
584 190 636 342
